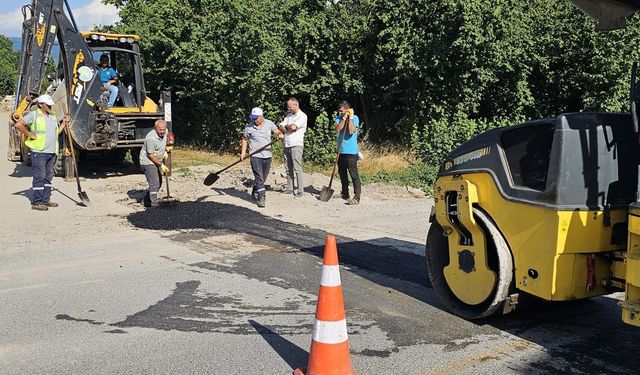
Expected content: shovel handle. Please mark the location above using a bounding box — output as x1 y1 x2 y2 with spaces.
327 115 351 189
65 127 82 190
165 172 171 197
214 138 279 175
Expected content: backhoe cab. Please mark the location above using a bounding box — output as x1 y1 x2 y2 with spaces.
7 0 172 178
425 0 640 327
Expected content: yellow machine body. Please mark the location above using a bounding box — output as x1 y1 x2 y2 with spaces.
434 173 625 303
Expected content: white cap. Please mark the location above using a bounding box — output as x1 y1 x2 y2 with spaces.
248 107 263 120
36 94 55 106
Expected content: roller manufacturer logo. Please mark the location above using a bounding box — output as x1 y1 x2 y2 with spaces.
36 13 46 46
444 161 453 170
452 147 491 167
71 52 85 104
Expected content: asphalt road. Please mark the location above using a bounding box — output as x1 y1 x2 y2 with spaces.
2 115 640 374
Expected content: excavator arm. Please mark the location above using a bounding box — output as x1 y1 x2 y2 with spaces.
9 0 108 160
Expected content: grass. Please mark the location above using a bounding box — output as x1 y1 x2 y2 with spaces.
359 146 412 176
170 145 436 192
304 146 416 177
171 147 240 169
175 166 194 177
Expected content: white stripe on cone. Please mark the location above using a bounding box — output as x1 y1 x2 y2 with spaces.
320 265 341 287
312 318 348 344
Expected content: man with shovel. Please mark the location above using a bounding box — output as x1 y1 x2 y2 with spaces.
140 119 169 208
242 107 284 208
335 100 361 205
13 94 70 211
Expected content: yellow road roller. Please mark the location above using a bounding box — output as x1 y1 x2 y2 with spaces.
426 112 640 326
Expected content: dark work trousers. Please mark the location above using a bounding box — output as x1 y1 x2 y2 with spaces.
338 153 361 200
142 164 163 207
251 156 272 198
31 152 56 205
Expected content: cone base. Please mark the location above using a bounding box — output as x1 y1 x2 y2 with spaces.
293 367 357 375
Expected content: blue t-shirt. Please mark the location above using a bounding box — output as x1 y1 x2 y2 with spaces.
335 114 359 155
99 66 117 84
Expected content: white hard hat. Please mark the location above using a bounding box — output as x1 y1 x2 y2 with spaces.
36 94 55 106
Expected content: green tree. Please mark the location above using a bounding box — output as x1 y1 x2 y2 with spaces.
106 0 367 152
0 35 18 96
106 0 640 184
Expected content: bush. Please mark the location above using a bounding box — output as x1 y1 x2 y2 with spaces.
361 162 438 194
0 35 17 96
303 111 337 166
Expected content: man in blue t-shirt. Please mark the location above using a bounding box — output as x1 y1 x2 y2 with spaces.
335 100 361 205
98 54 119 107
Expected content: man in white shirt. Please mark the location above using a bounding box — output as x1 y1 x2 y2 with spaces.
278 97 307 197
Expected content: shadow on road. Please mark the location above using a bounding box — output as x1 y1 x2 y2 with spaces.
124 200 640 374
78 159 142 179
8 161 31 178
210 187 256 204
11 186 84 205
249 319 308 371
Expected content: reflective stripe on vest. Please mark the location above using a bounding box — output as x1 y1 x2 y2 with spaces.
25 109 58 154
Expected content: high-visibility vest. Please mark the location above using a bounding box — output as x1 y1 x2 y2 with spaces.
25 109 59 155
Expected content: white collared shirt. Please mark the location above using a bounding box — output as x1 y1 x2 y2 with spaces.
280 110 307 148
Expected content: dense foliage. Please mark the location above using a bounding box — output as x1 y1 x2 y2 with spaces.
0 35 18 97
102 0 640 184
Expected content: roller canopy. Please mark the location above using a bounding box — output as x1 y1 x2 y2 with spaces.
570 0 640 29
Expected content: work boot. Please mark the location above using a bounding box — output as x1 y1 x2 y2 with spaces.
251 187 258 201
341 192 349 200
44 201 58 207
257 196 266 208
347 197 359 205
31 204 48 211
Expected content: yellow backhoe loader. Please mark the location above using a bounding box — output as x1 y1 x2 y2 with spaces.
7 0 173 178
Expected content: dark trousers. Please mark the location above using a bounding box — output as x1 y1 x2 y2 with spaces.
31 152 56 205
338 153 361 200
251 157 272 198
142 164 163 207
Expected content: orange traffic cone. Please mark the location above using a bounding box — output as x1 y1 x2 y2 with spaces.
294 235 356 375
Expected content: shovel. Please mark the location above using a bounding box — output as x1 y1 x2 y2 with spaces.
159 169 179 206
319 115 350 202
65 127 90 206
204 139 279 186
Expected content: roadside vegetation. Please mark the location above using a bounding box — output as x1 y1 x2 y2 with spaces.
3 2 639 191
102 0 639 191
0 35 18 96
172 145 435 192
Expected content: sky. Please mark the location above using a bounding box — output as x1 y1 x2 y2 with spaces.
0 0 120 37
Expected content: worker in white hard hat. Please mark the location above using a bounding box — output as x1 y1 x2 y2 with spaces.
14 95 71 211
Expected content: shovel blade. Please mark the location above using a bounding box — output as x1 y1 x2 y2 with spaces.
204 173 220 186
159 196 179 206
78 191 90 206
318 186 334 202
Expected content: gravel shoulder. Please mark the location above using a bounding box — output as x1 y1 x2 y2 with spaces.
1 107 431 259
